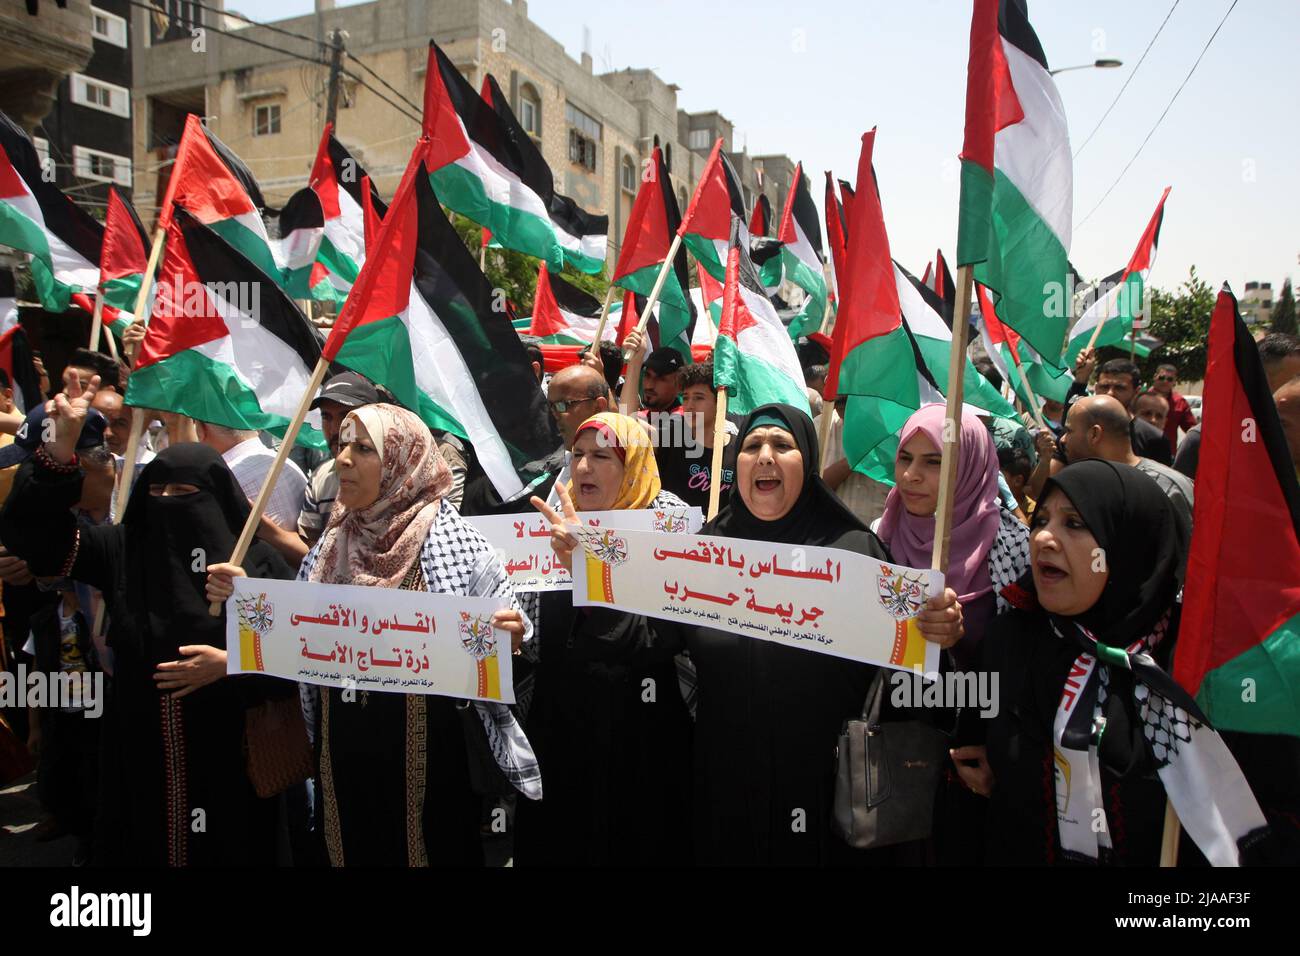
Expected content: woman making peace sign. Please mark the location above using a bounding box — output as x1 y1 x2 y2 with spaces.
515 412 692 866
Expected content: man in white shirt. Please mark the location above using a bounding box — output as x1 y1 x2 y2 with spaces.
195 420 307 530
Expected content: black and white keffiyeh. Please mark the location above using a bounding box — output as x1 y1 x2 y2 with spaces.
299 499 542 800
1050 618 1268 866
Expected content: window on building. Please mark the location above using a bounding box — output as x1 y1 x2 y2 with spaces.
688 129 711 151
73 145 132 187
566 103 601 172
253 103 281 137
91 6 129 47
621 155 637 193
519 84 541 137
70 74 130 119
150 0 203 45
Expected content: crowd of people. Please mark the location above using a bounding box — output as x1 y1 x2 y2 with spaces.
0 324 1296 868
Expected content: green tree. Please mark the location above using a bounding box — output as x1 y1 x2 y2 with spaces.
1098 265 1215 383
448 213 608 317
1272 277 1297 335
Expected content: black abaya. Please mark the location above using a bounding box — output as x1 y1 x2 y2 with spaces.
687 403 902 866
0 445 296 866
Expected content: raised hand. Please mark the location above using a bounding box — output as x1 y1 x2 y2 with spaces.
46 368 100 464
1073 346 1097 385
530 481 581 572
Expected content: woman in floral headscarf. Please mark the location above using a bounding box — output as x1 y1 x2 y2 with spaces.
516 412 692 866
209 404 539 867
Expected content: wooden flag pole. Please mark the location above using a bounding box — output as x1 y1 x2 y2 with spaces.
102 321 119 362
88 290 105 352
816 401 835 474
1008 350 1050 431
1159 800 1181 867
625 232 685 357
588 284 617 352
479 243 487 272
207 356 331 615
930 265 974 571
111 226 167 527
1085 280 1110 351
705 386 729 521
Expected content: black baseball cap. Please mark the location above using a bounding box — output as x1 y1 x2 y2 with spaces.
0 406 108 469
644 348 685 376
311 371 381 410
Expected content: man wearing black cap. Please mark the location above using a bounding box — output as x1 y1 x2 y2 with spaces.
640 347 685 416
298 371 382 545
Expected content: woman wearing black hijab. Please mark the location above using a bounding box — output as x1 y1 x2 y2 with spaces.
687 403 962 865
955 460 1268 865
0 371 295 866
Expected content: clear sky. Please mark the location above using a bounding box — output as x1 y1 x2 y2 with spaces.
253 0 1298 297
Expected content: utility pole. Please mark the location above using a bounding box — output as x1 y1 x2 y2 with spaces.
325 29 345 129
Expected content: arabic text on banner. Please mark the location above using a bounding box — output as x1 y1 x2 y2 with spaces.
570 527 943 673
467 506 703 592
226 578 515 704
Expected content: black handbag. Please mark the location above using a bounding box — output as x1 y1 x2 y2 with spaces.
831 668 950 849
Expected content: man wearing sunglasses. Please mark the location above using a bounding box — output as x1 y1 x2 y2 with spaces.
542 364 613 507
1148 362 1198 450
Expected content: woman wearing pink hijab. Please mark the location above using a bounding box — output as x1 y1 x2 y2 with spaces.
875 403 1029 864
877 404 1029 666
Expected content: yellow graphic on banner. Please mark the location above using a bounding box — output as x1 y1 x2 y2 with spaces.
585 553 615 603
890 619 929 670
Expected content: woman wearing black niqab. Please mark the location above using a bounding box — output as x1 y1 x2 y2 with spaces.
687 403 961 865
0 387 295 866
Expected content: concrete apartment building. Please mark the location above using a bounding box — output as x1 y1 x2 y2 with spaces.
1240 281 1273 326
129 0 802 266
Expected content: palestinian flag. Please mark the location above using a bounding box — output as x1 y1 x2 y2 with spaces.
695 261 724 328
975 280 1072 407
823 171 849 299
749 194 771 237
360 173 383 246
422 43 583 273
681 139 749 281
480 74 608 274
278 187 343 305
0 270 42 412
610 146 695 359
825 130 922 483
99 186 149 337
921 262 934 290
325 148 560 501
933 248 956 328
286 124 387 302
159 114 282 287
750 236 785 293
124 207 325 449
713 217 809 417
527 262 614 345
778 163 827 341
1064 186 1170 364
957 0 1073 365
1175 287 1300 736
0 111 101 312
898 262 1018 423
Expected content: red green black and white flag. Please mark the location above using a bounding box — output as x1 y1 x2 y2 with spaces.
0 111 101 312
957 0 1073 366
527 262 614 346
1064 186 1171 364
125 207 326 449
713 217 809 416
681 138 749 282
325 147 560 500
777 163 827 341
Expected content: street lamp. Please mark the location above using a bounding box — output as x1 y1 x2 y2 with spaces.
1050 58 1123 76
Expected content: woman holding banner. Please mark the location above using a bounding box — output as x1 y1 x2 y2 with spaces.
0 370 298 866
956 461 1268 866
684 403 963 865
209 403 538 867
520 412 693 866
875 403 1030 864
